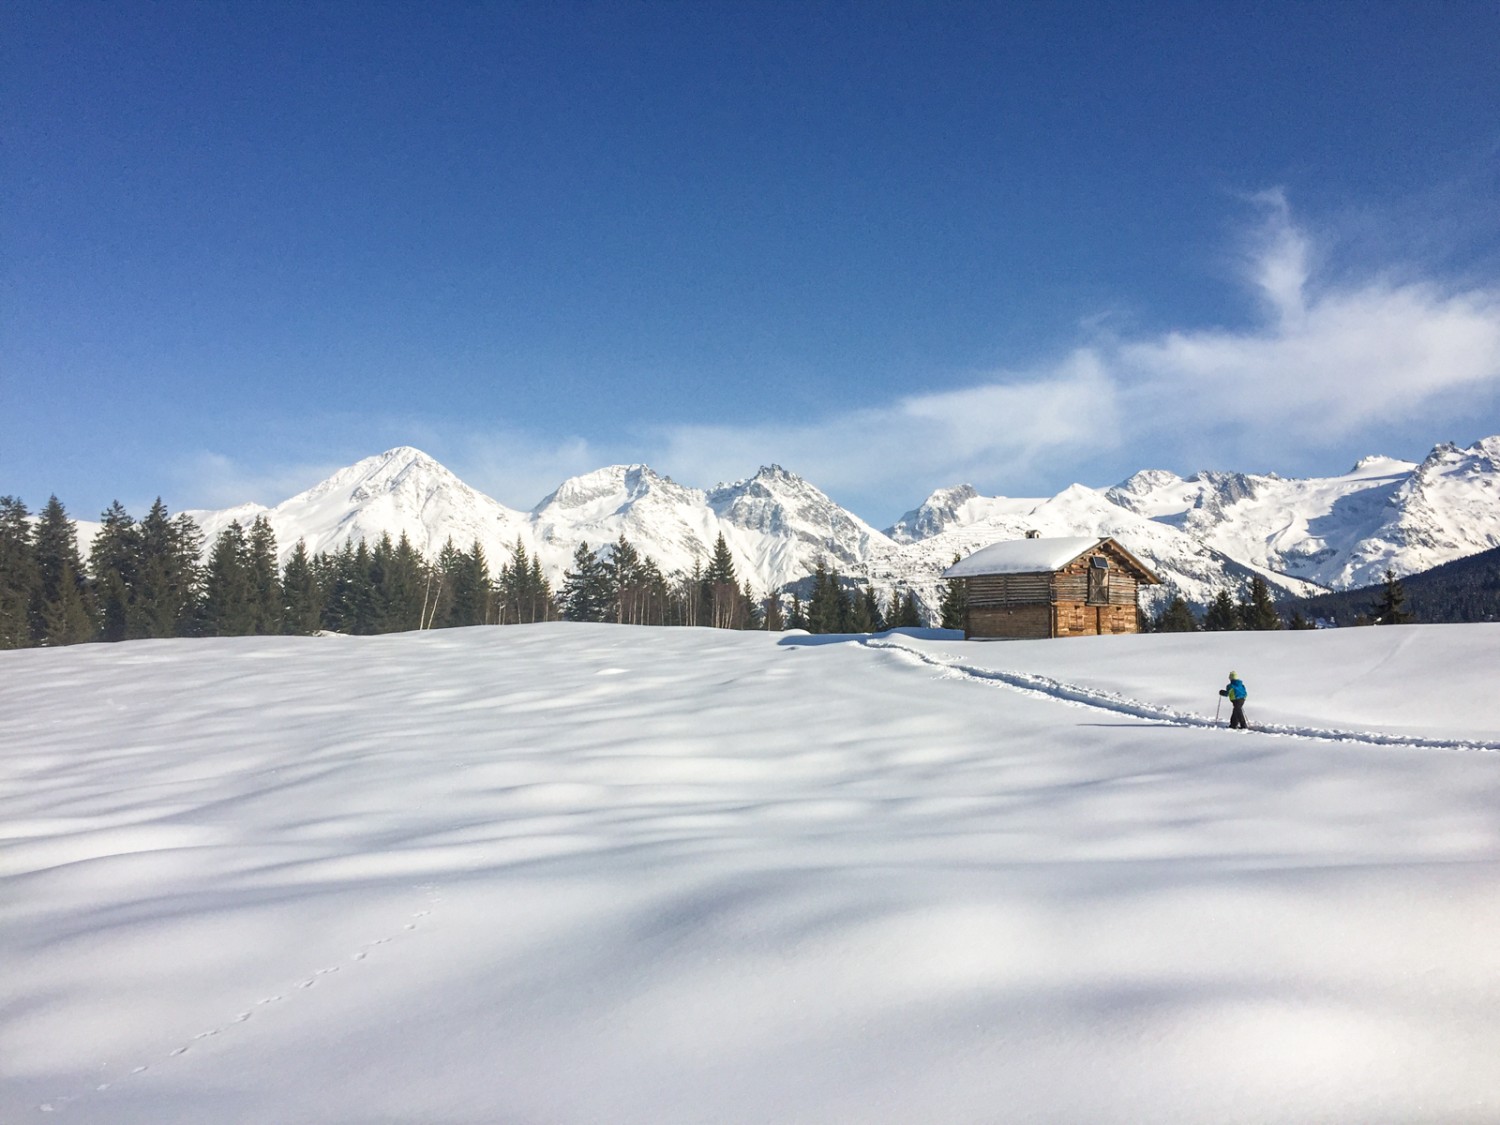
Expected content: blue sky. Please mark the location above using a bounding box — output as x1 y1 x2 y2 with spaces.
5 1 1500 525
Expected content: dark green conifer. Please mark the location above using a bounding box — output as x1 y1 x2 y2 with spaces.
562 543 611 622
1154 595 1199 633
281 540 322 634
0 497 39 649
1373 568 1414 625
1237 575 1282 631
1202 588 1241 632
893 588 922 629
201 521 255 636
32 496 95 645
938 554 968 631
90 501 140 642
246 517 282 635
135 501 201 638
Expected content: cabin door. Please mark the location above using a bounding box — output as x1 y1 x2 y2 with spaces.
1086 558 1110 606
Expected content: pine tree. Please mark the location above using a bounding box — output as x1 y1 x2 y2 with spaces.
806 563 845 634
847 584 873 633
447 540 492 627
786 594 806 630
1287 609 1317 630
1153 595 1199 633
1237 575 1282 631
763 591 785 631
281 540 322 634
938 554 967 630
201 522 254 636
1373 568 1414 625
0 496 38 649
135 501 201 638
862 586 886 633
703 533 742 628
893 588 922 629
246 517 282 635
359 532 424 633
31 496 95 645
561 543 611 622
90 501 141 642
1202 588 1240 632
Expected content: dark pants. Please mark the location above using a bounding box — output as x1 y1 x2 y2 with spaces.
1230 700 1247 729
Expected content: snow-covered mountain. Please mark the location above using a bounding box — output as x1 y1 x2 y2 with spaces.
186 447 530 566
175 436 1500 616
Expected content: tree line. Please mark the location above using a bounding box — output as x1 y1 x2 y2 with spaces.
1 494 944 649
1143 572 1415 634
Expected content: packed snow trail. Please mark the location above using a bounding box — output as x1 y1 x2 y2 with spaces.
860 635 1500 754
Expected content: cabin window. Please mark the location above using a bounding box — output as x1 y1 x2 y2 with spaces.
1087 557 1110 605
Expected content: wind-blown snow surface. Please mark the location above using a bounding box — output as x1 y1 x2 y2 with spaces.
4 624 1500 1123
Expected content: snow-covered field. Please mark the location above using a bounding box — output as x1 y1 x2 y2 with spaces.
4 623 1499 1123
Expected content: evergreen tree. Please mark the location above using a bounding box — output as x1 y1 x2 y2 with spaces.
281 540 322 634
1237 575 1282 631
1373 568 1415 625
938 554 968 631
31 496 95 645
893 588 922 629
497 538 552 624
561 543 611 622
0 496 38 649
604 535 643 624
135 501 202 638
1287 609 1317 630
201 522 255 636
1202 588 1240 631
376 533 426 632
806 563 847 634
447 540 492 627
862 586 886 633
90 501 140 642
704 533 744 628
847 584 873 633
246 517 282 635
763 591 785 631
786 593 807 631
1153 595 1199 633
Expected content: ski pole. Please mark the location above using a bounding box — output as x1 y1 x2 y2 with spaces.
1215 695 1223 723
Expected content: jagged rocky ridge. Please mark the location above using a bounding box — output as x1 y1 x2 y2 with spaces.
183 436 1500 616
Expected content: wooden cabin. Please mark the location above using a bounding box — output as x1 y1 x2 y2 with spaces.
942 535 1161 639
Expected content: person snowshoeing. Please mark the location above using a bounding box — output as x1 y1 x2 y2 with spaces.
1219 671 1248 729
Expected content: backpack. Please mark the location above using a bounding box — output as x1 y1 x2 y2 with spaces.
1229 680 1247 701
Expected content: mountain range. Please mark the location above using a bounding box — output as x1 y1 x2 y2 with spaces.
179 435 1500 615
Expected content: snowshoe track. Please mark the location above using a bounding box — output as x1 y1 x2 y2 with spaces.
864 638 1500 754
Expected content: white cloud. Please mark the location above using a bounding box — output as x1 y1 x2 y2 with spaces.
647 351 1118 506
171 451 344 511
649 195 1500 505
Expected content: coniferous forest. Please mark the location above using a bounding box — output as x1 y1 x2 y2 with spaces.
0 496 936 649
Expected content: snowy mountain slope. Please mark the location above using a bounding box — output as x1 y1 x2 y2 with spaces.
877 482 1323 616
186 447 531 566
168 436 1500 613
1099 438 1500 590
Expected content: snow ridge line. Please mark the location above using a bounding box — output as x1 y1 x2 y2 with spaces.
862 639 1500 754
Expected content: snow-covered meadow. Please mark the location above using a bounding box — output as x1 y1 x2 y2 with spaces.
4 623 1499 1123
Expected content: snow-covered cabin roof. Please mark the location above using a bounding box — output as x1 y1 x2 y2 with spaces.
942 536 1160 582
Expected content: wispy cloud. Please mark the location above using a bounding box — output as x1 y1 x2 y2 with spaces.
645 194 1500 510
170 452 345 511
